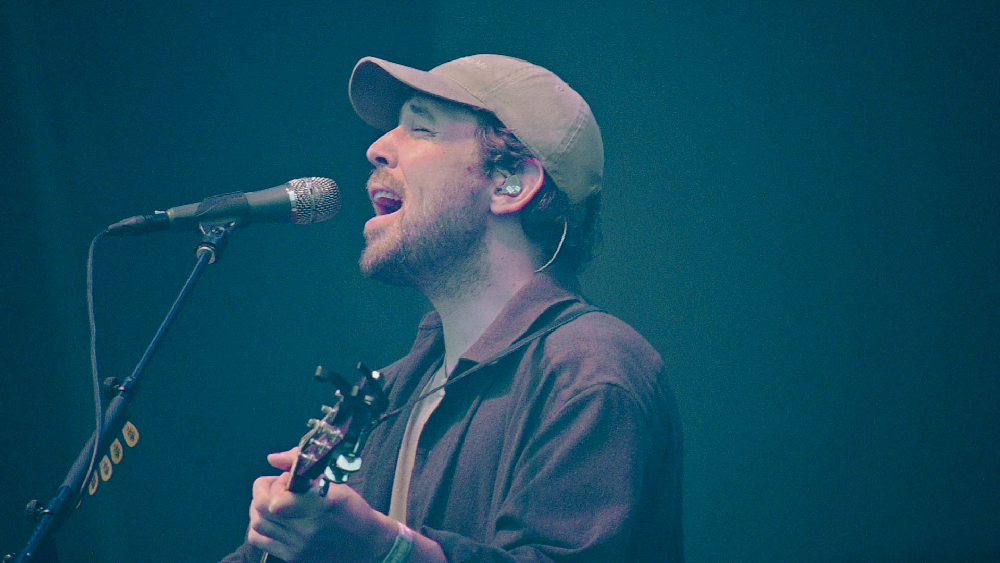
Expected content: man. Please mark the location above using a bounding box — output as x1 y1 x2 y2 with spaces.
221 54 682 563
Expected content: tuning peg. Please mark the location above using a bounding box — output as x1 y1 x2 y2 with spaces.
314 366 330 382
315 366 349 386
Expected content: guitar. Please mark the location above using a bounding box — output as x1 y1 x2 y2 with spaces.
260 364 388 563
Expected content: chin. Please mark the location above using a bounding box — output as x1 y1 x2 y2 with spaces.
359 246 415 287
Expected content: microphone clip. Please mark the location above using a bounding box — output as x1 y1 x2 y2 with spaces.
195 221 237 264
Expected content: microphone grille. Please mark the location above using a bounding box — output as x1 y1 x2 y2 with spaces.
287 177 341 225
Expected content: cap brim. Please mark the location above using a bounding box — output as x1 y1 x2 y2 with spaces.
349 57 487 132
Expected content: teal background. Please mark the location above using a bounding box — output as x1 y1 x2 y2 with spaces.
2 2 997 561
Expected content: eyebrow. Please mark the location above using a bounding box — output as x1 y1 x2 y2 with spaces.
404 101 437 124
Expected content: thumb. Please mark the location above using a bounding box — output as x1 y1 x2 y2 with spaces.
267 447 299 471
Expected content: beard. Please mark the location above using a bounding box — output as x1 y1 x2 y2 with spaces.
360 173 490 295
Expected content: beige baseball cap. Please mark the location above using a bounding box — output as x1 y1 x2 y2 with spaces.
348 54 603 204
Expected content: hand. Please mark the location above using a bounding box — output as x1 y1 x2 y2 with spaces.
246 448 399 563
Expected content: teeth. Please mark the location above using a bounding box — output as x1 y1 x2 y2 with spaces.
372 190 401 202
371 189 403 216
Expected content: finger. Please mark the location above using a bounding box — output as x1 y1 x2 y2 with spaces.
246 516 297 562
267 447 299 471
248 485 303 551
272 481 357 521
252 475 285 499
266 486 327 518
252 475 278 507
251 474 293 520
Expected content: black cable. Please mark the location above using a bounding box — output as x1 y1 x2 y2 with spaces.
80 229 110 498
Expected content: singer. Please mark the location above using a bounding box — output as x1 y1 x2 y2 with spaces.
220 55 683 563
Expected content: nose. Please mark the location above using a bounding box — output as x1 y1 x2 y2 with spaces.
366 128 399 168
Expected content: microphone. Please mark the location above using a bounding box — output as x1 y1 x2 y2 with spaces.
107 177 340 236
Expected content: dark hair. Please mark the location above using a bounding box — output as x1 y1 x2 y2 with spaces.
475 112 602 275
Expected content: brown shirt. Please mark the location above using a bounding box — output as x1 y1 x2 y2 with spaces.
222 273 683 563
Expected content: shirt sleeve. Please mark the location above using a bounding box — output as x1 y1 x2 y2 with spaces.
217 541 263 563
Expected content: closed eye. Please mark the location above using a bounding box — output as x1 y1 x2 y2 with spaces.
409 126 437 138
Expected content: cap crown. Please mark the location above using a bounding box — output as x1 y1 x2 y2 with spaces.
350 55 603 204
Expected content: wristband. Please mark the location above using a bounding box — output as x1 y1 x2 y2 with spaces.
381 521 415 563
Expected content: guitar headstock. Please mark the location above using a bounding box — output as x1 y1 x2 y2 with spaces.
285 364 387 493
286 394 347 492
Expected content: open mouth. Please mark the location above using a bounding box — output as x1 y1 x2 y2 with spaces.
371 189 403 216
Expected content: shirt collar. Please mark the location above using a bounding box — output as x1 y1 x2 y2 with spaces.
435 272 584 366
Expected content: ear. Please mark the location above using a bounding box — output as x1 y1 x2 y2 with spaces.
490 157 545 215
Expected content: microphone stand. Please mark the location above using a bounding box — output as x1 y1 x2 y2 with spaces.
7 222 237 563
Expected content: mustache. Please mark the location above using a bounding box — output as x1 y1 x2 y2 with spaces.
367 169 405 194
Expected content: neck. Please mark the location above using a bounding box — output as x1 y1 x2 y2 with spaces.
423 232 541 375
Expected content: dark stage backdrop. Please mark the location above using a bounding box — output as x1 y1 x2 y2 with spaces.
2 2 997 562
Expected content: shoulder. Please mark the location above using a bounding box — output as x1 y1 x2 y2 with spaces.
543 310 663 382
533 310 674 429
